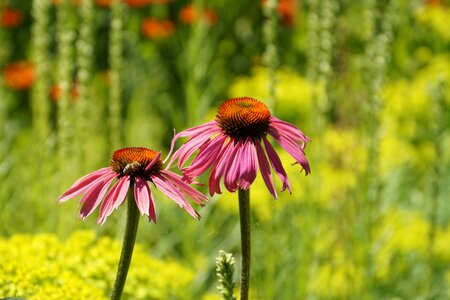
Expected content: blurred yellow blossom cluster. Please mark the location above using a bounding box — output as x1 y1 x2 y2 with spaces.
380 55 450 176
0 231 194 299
415 4 450 41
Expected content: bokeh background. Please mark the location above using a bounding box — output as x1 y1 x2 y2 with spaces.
1 0 450 299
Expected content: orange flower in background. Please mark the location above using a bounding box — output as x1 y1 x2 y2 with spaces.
0 7 23 28
50 83 79 102
2 61 35 90
179 4 218 25
95 0 112 7
278 0 298 26
141 18 175 39
424 0 441 6
262 0 299 26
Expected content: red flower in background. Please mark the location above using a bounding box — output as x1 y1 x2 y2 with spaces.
95 0 112 7
141 18 175 39
262 0 299 27
0 7 23 28
424 0 445 6
2 61 35 90
278 0 298 26
179 4 218 25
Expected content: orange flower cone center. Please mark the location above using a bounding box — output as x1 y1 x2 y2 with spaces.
216 97 271 139
110 147 162 178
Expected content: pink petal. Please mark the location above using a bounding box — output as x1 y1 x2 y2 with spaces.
151 174 200 219
269 117 311 143
168 126 222 169
145 152 162 171
147 186 157 223
237 139 258 190
98 180 122 224
112 176 131 210
208 140 235 196
224 140 244 193
255 141 277 198
263 136 292 193
268 127 311 175
134 176 151 215
160 170 208 205
97 176 130 225
165 121 220 165
182 135 226 182
58 167 114 203
78 174 116 219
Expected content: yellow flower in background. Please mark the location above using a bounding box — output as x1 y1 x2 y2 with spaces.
380 55 450 175
415 5 450 41
374 209 430 282
0 231 194 300
434 225 450 264
307 248 365 298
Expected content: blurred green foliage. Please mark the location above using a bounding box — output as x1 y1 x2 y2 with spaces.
0 0 450 299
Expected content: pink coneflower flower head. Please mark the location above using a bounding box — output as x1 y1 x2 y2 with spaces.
58 147 208 224
168 97 311 198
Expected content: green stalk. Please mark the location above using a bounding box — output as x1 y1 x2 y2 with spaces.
110 182 140 300
238 188 251 300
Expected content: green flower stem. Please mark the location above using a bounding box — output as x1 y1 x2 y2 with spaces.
238 188 251 300
110 182 139 300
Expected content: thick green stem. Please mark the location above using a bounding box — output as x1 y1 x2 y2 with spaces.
238 188 251 300
110 183 140 300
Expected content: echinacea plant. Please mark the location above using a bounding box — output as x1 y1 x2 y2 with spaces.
58 147 207 300
169 97 310 300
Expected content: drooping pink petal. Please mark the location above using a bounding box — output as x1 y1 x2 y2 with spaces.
268 127 311 174
147 186 157 223
182 135 226 182
255 141 277 198
165 121 220 164
237 139 258 190
263 136 292 193
151 174 200 219
160 170 208 205
98 179 122 224
144 152 162 171
208 140 235 196
224 140 245 193
112 176 131 210
97 175 130 225
134 176 151 215
58 167 114 203
78 174 116 219
269 117 311 144
168 126 222 168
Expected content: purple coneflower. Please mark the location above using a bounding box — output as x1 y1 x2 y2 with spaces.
58 147 208 224
169 97 310 300
168 97 310 198
58 147 207 300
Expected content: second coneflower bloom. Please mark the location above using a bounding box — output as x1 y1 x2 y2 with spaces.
58 147 207 224
168 97 310 198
